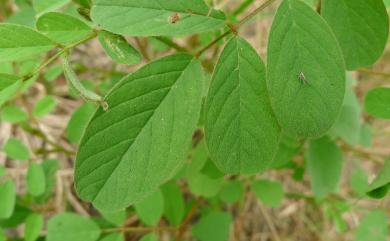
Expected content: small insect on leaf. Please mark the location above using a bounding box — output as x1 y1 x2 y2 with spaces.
169 13 181 24
298 72 309 85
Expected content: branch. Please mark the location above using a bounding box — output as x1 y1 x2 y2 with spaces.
175 197 203 241
195 0 277 57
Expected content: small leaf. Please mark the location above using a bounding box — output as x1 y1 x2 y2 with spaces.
0 24 55 62
252 179 284 208
354 210 388 241
349 166 368 197
161 183 185 225
205 36 280 174
36 12 92 45
24 213 44 241
219 180 244 204
75 54 203 211
98 31 141 65
3 138 30 161
329 80 361 145
366 158 390 198
35 159 59 202
192 212 232 241
271 134 302 168
99 210 126 227
365 87 390 119
47 213 101 241
188 172 224 198
0 180 16 219
307 136 343 198
322 0 389 70
99 233 124 241
0 74 22 108
33 0 70 15
26 163 46 196
134 190 164 226
91 0 226 36
66 103 96 144
32 96 57 117
0 106 28 123
267 0 345 138
139 234 158 241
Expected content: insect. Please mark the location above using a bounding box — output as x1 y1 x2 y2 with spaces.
169 12 181 24
298 71 309 85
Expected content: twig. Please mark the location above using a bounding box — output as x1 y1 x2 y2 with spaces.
195 0 277 57
134 37 150 61
21 31 98 81
103 225 177 234
257 201 282 241
175 197 203 241
357 68 390 78
153 36 187 52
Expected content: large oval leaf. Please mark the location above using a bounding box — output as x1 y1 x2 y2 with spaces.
322 0 389 70
205 37 280 174
75 54 203 211
91 0 226 37
0 24 55 62
267 0 345 138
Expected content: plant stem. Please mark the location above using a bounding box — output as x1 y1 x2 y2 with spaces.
21 31 98 81
175 197 203 241
103 225 177 234
196 0 277 57
357 68 390 78
153 36 187 52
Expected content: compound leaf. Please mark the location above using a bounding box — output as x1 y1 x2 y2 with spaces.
205 36 280 174
322 0 389 70
75 54 203 211
267 0 345 138
91 0 226 36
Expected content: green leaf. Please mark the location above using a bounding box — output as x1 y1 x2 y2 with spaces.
252 179 284 208
0 180 16 219
0 229 5 241
3 138 30 161
307 136 343 198
139 234 158 241
0 74 22 108
75 54 203 211
98 31 141 65
364 87 390 119
36 12 92 45
218 180 244 204
192 212 232 241
354 210 388 241
322 0 389 70
0 106 28 123
188 172 224 198
91 0 226 37
35 159 59 202
44 65 63 82
24 213 44 241
161 183 185 225
0 203 31 228
359 124 372 147
267 0 345 138
33 0 70 15
47 213 101 241
67 103 96 144
26 163 46 196
0 24 55 62
6 6 36 27
99 210 126 226
205 36 280 174
99 233 123 241
32 96 57 117
134 190 164 226
329 85 361 145
349 166 368 197
271 134 302 168
366 158 390 198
